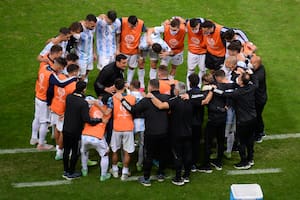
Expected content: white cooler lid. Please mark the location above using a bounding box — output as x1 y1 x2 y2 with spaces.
231 184 263 199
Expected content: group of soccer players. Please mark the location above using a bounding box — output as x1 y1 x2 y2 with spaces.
30 10 267 186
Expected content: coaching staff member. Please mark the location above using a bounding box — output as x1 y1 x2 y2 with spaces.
62 81 102 179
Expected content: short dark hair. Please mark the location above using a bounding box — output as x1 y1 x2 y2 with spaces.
130 80 140 89
114 78 125 90
149 79 159 90
158 65 169 77
201 20 214 28
223 28 235 41
75 81 87 93
55 57 67 67
128 15 138 26
241 72 250 85
227 40 242 53
188 73 200 88
66 64 79 73
66 53 79 62
116 54 127 61
170 18 180 28
86 14 97 22
189 18 199 28
214 69 225 78
69 21 83 32
50 45 63 54
152 43 162 54
59 27 71 35
107 10 117 22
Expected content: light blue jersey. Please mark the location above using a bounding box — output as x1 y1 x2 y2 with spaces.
76 24 95 64
139 33 171 52
96 18 121 57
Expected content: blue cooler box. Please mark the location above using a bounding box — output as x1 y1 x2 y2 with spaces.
230 184 263 200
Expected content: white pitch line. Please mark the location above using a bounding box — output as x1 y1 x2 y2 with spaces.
124 175 172 182
263 133 300 140
227 168 282 175
12 180 71 188
0 148 55 155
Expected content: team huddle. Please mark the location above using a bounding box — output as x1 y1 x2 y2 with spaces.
30 10 267 186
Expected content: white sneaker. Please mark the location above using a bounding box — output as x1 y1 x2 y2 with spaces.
121 173 129 181
30 138 39 145
37 144 54 150
110 169 119 178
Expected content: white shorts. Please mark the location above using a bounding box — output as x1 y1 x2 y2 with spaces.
110 130 135 153
97 55 115 70
81 135 109 157
134 118 145 133
187 51 206 72
34 97 50 123
122 53 138 68
161 51 183 66
50 112 64 132
78 60 94 76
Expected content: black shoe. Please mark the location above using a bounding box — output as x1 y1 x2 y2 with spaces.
157 174 165 182
171 177 185 186
191 165 197 172
182 176 190 183
255 136 263 143
67 171 82 179
248 160 255 166
198 165 213 173
62 171 69 180
210 159 222 171
234 162 251 170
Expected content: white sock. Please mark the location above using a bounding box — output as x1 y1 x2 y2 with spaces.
122 167 129 175
56 145 59 151
81 149 88 170
138 69 145 88
38 123 48 145
112 164 118 172
31 118 39 139
100 155 109 176
127 68 135 84
149 68 157 79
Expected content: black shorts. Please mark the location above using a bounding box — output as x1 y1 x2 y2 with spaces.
205 52 225 70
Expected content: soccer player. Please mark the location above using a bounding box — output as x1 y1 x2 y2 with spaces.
147 17 186 79
157 65 178 97
62 81 102 180
201 20 228 71
107 78 136 181
49 64 79 160
119 15 147 88
186 18 207 90
66 21 84 54
96 10 121 70
76 14 97 82
37 27 71 63
139 31 172 82
80 96 111 181
31 54 76 150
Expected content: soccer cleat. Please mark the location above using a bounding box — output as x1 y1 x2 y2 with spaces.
210 159 223 171
224 152 232 159
157 174 165 182
121 173 129 181
110 169 119 178
81 169 88 177
138 176 151 187
30 138 39 145
100 173 111 182
171 177 185 186
234 162 251 170
62 171 69 180
87 160 97 167
198 165 213 173
55 154 63 161
37 143 53 150
248 160 255 166
136 162 143 172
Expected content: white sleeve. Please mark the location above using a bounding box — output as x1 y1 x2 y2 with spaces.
154 25 164 34
115 18 121 34
39 42 54 56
